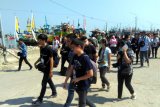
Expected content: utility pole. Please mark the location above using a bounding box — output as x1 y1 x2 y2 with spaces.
135 16 138 32
0 16 5 47
105 22 108 32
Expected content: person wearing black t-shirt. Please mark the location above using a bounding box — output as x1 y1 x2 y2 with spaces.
60 36 71 74
63 34 77 107
80 36 98 62
32 34 57 105
131 35 139 64
65 39 95 107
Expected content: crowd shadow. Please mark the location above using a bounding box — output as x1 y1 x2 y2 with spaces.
3 70 18 72
133 65 149 69
133 66 142 69
1 69 30 72
89 88 110 93
19 101 63 107
0 97 34 106
0 97 63 107
87 94 130 104
75 94 130 104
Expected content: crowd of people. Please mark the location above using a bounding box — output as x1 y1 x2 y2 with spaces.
1 30 159 107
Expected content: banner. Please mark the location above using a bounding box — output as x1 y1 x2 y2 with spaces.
31 13 35 30
31 14 37 42
15 16 19 40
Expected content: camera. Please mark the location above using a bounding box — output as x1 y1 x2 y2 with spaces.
112 63 119 68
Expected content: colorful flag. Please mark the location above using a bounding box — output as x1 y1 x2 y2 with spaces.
15 16 20 40
31 13 37 42
31 13 36 30
15 16 20 33
27 18 31 33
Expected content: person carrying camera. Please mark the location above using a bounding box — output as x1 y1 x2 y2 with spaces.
17 38 32 71
98 39 111 91
64 39 95 107
32 34 57 105
117 34 136 100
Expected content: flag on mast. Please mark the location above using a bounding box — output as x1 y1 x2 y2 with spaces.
31 13 37 42
15 16 19 40
31 13 36 30
27 18 31 33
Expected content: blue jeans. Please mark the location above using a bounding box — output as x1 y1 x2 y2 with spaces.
64 80 96 107
64 80 75 107
140 51 149 66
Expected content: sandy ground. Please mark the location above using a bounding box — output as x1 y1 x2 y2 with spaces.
0 49 160 107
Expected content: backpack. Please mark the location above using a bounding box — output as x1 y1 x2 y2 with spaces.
139 37 145 47
90 59 98 84
52 49 60 68
46 45 60 68
84 55 98 84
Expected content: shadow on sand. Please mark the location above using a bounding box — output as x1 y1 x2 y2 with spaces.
0 97 63 107
0 69 30 72
75 94 130 104
88 94 129 104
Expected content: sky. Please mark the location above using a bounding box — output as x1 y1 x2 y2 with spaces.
0 0 160 34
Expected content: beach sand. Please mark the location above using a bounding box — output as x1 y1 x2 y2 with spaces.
0 48 160 107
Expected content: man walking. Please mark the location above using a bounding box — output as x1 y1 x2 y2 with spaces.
17 38 32 71
65 39 95 107
151 33 159 58
32 34 57 105
138 31 151 67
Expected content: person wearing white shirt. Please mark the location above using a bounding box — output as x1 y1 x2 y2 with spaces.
52 37 60 51
151 34 159 58
138 31 151 67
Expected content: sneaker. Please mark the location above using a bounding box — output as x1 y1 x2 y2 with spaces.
140 65 143 67
50 93 57 98
30 66 33 70
107 85 111 92
32 99 42 106
117 98 122 101
131 93 136 100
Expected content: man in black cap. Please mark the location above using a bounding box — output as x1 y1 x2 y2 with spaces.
17 38 32 71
